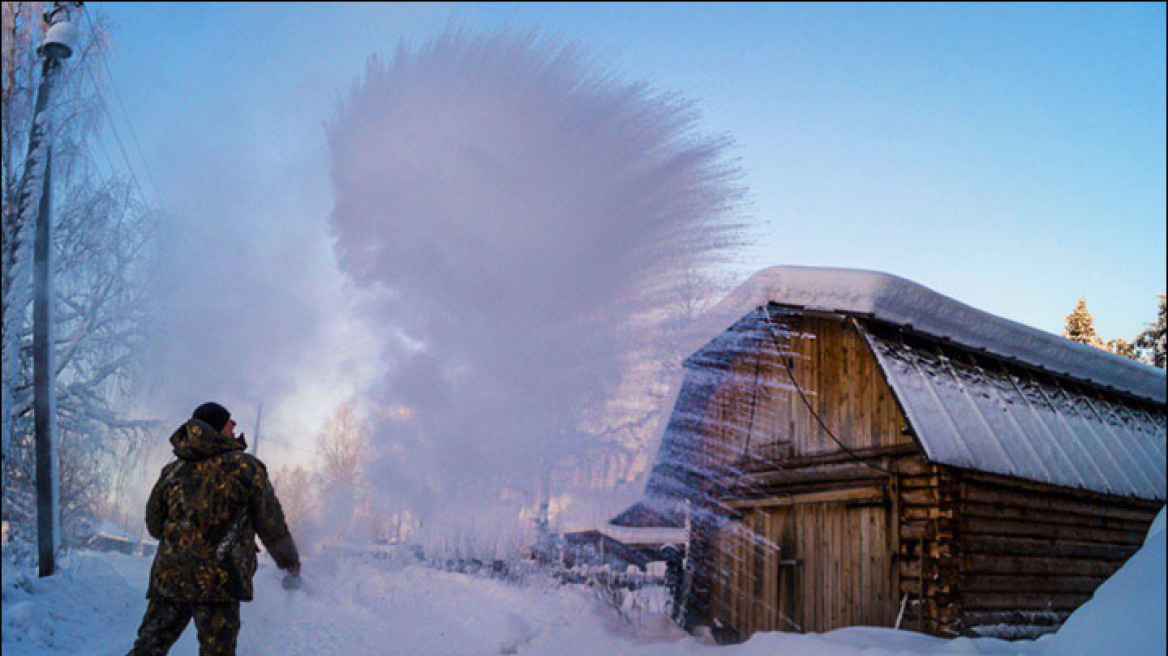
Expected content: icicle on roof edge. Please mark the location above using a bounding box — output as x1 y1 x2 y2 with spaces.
693 266 1166 405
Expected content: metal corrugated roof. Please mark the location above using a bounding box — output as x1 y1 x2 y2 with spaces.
860 323 1166 501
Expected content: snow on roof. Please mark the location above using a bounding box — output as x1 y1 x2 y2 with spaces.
700 266 1166 404
94 518 134 541
861 323 1166 500
565 521 688 546
609 500 686 528
596 524 687 547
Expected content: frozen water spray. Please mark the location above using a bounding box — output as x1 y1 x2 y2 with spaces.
327 28 746 551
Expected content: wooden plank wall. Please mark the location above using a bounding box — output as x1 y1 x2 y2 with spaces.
706 452 978 639
691 314 913 474
708 486 898 638
693 312 921 640
767 316 912 458
952 471 1162 637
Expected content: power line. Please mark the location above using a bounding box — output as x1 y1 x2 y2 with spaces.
80 51 149 206
83 5 165 209
77 5 162 213
264 435 316 456
45 12 120 186
90 128 120 182
79 81 121 183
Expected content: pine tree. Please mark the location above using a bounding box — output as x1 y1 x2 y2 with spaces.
1106 338 1137 361
1064 299 1102 347
1134 294 1167 369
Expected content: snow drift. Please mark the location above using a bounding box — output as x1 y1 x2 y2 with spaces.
1040 508 1166 656
2 510 1164 654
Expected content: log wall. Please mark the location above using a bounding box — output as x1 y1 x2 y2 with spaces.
951 470 1161 638
895 458 961 635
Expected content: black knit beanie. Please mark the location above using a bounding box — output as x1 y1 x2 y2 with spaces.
192 402 231 432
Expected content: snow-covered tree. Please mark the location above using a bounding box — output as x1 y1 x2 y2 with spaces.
272 464 317 537
2 3 160 546
1105 337 1138 361
315 400 386 541
1061 299 1151 363
317 401 367 490
1134 294 1167 369
1063 299 1102 347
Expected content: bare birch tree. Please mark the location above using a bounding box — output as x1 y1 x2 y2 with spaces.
315 400 385 541
2 3 160 548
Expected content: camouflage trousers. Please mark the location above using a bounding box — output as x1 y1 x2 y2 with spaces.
125 600 241 656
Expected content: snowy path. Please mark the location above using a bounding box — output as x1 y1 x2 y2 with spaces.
0 552 1037 656
3 514 1164 656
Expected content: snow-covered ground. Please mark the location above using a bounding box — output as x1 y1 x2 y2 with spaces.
3 510 1163 656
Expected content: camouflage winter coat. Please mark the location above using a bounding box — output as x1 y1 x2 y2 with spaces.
145 419 300 602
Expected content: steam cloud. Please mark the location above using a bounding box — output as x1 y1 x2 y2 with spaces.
327 28 744 534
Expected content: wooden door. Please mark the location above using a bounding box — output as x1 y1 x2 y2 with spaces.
712 488 896 637
775 499 894 632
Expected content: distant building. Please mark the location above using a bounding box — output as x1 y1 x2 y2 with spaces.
561 522 686 571
642 267 1165 640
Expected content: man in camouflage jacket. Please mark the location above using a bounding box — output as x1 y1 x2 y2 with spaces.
125 402 301 656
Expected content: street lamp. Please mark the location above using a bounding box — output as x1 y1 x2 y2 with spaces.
40 4 80 60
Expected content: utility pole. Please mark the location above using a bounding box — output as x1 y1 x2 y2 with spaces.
252 401 263 457
25 2 81 578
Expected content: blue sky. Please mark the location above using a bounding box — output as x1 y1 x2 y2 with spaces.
94 2 1165 341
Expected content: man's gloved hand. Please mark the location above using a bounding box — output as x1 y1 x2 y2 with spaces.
282 564 302 591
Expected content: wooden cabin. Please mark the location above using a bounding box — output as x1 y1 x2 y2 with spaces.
645 267 1166 640
561 523 687 571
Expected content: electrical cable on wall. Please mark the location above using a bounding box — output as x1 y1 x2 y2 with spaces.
761 304 897 477
739 333 766 463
